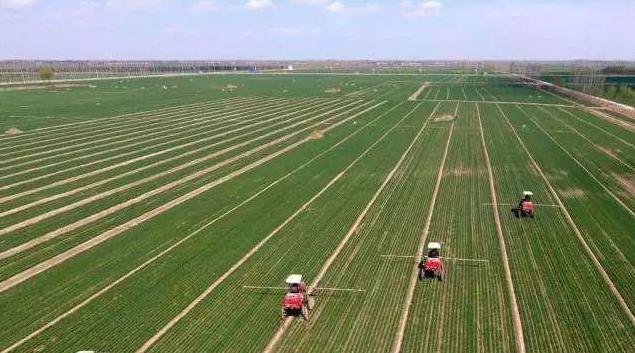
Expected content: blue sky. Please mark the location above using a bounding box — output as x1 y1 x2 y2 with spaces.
1 0 634 60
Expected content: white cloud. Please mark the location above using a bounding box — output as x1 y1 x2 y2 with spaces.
106 0 171 11
403 1 443 18
191 1 217 13
245 0 275 10
291 0 328 4
323 2 381 15
271 26 322 36
361 4 381 13
325 2 345 13
0 0 37 7
273 27 302 35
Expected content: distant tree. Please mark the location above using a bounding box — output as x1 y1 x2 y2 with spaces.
39 65 54 83
618 84 630 95
552 76 564 87
606 85 617 98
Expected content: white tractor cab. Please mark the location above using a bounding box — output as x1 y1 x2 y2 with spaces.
512 191 535 218
418 242 443 281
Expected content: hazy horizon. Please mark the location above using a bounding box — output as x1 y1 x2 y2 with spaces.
1 0 634 61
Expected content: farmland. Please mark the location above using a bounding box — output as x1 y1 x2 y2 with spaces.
0 73 634 353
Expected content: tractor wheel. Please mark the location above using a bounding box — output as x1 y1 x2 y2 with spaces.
419 269 424 281
302 305 309 320
281 308 287 320
437 273 443 281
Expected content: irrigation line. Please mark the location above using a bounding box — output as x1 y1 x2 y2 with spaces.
243 286 365 293
380 254 488 262
498 103 635 328
482 203 561 208
515 105 635 220
477 103 526 353
0 100 399 353
391 115 454 353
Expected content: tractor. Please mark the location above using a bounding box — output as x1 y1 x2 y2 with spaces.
512 191 535 218
418 242 443 281
281 274 314 320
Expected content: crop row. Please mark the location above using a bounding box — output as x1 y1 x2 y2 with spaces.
401 102 516 353
0 98 382 285
0 98 406 351
501 104 635 314
480 103 635 353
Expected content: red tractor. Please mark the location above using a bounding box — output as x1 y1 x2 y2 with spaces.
281 274 314 320
512 191 535 218
418 242 443 281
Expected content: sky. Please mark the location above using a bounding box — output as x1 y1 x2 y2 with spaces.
0 0 634 60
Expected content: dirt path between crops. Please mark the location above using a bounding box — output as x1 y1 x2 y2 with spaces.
0 98 290 166
0 99 336 209
516 105 635 220
418 98 579 108
586 108 635 133
0 99 302 186
557 108 635 150
0 101 366 261
0 97 255 153
0 101 385 294
0 95 253 142
263 102 440 353
612 173 635 197
0 97 268 157
516 75 635 120
135 101 415 353
499 104 635 328
0 97 260 152
534 106 635 173
476 103 525 353
1 101 404 353
408 82 429 101
0 98 289 175
391 119 453 353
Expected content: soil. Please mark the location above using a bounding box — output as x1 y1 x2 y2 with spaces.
408 82 430 101
308 130 324 140
324 87 341 94
5 127 23 135
612 173 635 196
586 108 635 133
559 188 586 199
433 114 455 122
445 167 477 176
597 146 618 159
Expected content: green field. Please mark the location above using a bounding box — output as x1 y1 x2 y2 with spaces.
0 73 634 353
